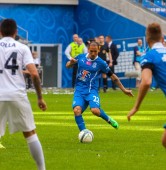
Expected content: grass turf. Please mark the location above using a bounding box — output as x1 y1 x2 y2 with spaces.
0 88 166 170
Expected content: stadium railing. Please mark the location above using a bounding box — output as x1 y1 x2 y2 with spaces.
0 15 29 43
129 0 166 18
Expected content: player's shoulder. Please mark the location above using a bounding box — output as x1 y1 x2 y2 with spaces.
145 48 158 59
141 50 156 65
16 41 32 55
15 40 29 48
96 56 107 64
0 37 29 51
76 53 87 60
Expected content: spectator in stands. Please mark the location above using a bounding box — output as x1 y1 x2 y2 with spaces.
98 35 111 92
133 38 145 88
127 22 166 148
94 37 100 44
85 38 96 47
65 35 87 88
65 34 79 88
150 0 154 3
163 0 166 6
23 51 41 89
76 38 88 55
105 35 119 90
32 51 40 68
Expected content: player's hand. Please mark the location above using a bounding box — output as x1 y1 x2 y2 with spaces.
127 107 138 121
70 58 77 65
124 89 134 97
109 62 112 67
38 99 47 111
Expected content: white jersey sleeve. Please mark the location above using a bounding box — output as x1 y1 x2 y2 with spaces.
22 45 34 66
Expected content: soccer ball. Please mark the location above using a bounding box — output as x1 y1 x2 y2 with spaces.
78 129 94 143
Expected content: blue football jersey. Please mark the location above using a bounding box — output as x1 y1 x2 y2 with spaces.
141 43 166 95
74 53 112 94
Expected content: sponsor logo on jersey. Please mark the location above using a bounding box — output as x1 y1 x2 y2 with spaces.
162 54 166 62
86 61 92 65
92 62 97 68
78 70 91 81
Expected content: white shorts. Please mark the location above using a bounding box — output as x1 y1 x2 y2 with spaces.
0 98 36 137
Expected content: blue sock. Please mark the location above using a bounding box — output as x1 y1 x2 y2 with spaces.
75 115 86 131
100 109 110 122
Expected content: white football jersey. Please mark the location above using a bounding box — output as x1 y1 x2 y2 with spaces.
0 37 34 101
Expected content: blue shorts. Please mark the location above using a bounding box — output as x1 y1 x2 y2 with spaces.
72 91 100 113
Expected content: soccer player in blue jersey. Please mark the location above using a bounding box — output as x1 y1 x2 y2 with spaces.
66 42 133 133
127 23 166 148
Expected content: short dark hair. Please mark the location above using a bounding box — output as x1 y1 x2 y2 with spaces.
106 35 112 40
0 19 17 36
146 23 162 42
89 41 99 48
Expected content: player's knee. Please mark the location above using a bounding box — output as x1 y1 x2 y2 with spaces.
91 108 100 116
73 106 82 116
23 130 36 138
162 131 166 148
162 138 166 148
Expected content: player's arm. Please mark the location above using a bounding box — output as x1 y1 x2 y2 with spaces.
65 45 72 60
110 73 133 97
66 58 77 68
127 67 152 121
26 63 47 111
102 62 133 96
22 69 30 74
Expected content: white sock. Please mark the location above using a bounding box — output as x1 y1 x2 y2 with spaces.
26 134 46 170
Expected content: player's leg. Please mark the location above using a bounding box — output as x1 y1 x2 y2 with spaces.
23 130 45 170
73 92 88 131
7 100 45 170
0 102 7 149
88 93 119 129
162 125 166 148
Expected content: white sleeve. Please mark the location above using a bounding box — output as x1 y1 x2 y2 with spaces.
65 45 72 60
23 46 34 66
83 45 88 53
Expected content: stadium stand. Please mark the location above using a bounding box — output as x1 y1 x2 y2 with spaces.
0 0 78 5
89 0 166 34
131 0 166 17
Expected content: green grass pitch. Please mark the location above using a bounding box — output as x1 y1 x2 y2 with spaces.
0 89 166 170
